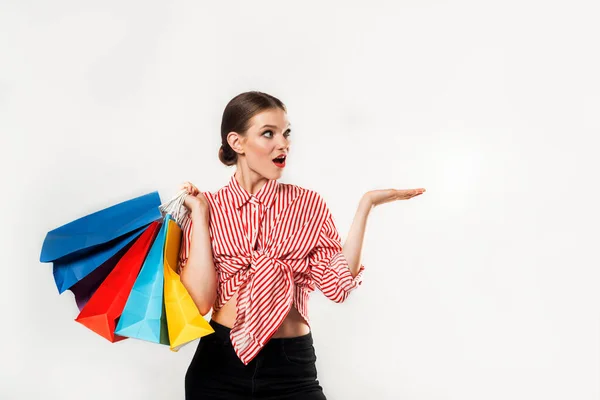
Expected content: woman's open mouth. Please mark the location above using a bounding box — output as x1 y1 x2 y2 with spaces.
272 155 286 168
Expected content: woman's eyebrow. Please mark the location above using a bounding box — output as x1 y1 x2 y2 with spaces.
261 124 292 129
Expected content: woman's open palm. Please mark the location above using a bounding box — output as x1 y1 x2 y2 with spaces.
364 187 426 207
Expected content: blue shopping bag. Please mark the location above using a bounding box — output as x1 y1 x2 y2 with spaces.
114 215 171 345
52 225 149 294
40 191 162 263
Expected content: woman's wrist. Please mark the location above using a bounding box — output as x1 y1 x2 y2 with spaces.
359 195 374 212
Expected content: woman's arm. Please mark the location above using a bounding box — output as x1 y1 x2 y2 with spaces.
307 194 367 303
180 208 218 316
342 187 426 277
342 196 373 278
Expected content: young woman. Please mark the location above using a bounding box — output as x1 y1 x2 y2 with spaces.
179 91 425 399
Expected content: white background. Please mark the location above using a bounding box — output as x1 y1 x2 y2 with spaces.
1 1 599 399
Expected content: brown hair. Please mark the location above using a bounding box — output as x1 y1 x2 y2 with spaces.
219 91 287 166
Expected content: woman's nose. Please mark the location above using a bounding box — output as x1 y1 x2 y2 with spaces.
277 135 289 149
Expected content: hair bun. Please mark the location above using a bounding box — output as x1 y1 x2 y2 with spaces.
218 143 236 166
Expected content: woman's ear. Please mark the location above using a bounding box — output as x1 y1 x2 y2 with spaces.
227 131 245 155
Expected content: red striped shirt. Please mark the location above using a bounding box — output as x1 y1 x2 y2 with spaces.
179 172 365 365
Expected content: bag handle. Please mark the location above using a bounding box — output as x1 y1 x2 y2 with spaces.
159 189 190 227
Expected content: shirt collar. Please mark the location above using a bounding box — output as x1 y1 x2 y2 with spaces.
227 171 279 210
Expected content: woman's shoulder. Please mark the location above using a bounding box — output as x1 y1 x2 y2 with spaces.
198 188 219 208
277 182 327 205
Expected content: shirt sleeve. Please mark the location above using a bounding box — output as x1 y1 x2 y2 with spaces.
307 203 365 303
177 214 193 273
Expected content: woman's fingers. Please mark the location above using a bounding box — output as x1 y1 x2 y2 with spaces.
399 188 425 199
180 181 199 195
409 188 424 197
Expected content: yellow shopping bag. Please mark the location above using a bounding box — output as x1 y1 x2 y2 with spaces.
163 217 214 351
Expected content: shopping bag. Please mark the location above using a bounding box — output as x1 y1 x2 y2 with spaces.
75 221 162 342
52 226 147 294
114 217 170 345
40 191 162 263
163 218 214 351
70 238 137 311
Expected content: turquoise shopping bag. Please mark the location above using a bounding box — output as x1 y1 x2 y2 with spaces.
114 216 171 345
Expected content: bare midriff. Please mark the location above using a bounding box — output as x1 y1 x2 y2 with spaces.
210 290 311 338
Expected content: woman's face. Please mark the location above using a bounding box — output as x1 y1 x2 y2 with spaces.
228 108 292 180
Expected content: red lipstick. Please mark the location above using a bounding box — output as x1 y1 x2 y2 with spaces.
272 154 286 168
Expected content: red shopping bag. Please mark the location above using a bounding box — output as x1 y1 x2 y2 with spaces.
70 241 137 311
75 221 161 342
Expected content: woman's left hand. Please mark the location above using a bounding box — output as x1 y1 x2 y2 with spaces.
362 187 426 208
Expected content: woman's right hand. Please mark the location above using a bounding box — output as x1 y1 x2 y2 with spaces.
180 181 209 215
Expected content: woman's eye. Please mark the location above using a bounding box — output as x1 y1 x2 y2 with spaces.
262 130 291 138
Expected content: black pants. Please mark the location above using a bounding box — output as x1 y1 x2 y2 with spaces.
185 319 327 400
